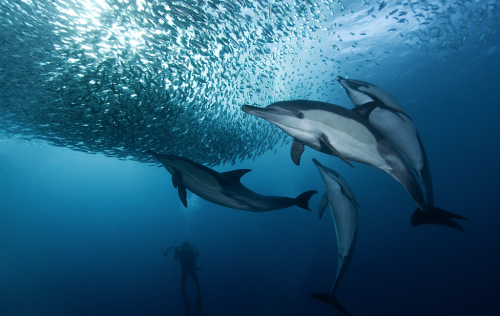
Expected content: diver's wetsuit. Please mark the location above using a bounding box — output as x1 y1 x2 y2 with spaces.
175 244 202 316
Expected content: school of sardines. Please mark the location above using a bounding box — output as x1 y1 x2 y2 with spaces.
1 0 497 165
0 0 490 314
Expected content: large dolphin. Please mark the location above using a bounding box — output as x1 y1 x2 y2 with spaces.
311 158 358 316
241 100 467 230
337 76 433 206
147 150 317 212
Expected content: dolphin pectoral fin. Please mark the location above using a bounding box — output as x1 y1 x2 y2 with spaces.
411 207 468 231
295 190 318 211
221 169 252 183
291 140 305 165
318 194 328 219
318 134 355 168
172 172 182 188
178 185 188 208
310 293 352 316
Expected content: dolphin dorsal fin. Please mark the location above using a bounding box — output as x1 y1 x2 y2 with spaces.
318 193 329 219
222 169 252 183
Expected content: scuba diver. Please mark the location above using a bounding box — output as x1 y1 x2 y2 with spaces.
165 242 202 315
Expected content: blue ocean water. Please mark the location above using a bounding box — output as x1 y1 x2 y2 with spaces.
1 0 500 315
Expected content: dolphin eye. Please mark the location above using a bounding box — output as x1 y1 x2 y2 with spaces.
296 112 304 119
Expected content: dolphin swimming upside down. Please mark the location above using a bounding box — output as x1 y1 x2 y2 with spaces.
147 150 317 212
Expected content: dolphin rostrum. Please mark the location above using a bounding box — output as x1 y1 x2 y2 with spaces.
147 150 317 212
311 158 358 316
337 76 433 206
241 100 467 230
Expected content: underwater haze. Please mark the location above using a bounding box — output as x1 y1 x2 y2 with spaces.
1 0 500 315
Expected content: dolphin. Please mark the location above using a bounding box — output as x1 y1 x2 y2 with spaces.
337 76 433 206
147 150 317 212
311 158 358 316
241 100 467 230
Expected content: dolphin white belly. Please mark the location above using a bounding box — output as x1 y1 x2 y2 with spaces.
275 108 394 172
310 109 391 170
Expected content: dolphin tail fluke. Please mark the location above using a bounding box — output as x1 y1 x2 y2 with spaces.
310 293 352 316
411 207 468 231
295 190 318 211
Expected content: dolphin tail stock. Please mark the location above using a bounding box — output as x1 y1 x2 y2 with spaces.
295 190 318 211
420 161 434 206
310 293 352 316
417 132 434 206
411 206 468 231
